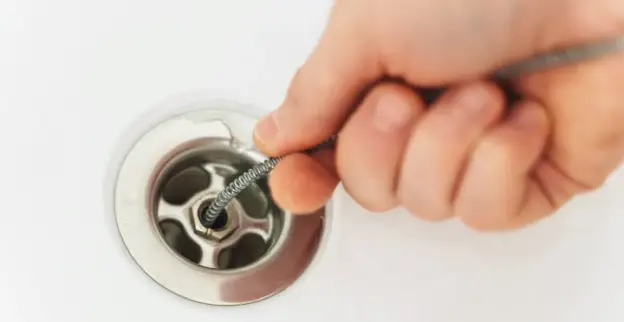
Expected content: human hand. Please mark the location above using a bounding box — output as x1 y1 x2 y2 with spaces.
253 0 624 231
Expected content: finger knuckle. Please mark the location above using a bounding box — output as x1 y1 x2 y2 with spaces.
399 192 452 222
479 135 516 164
344 184 396 213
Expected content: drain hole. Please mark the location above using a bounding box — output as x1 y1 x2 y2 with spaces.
159 220 202 264
217 234 268 269
199 200 229 231
208 210 228 231
161 166 211 205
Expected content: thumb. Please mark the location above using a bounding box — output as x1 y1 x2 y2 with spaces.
253 7 381 156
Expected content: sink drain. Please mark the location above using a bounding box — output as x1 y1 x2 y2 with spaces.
112 103 330 306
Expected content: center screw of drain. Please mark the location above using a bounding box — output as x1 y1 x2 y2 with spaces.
189 195 240 242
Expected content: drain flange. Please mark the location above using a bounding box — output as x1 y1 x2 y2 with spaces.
113 103 329 305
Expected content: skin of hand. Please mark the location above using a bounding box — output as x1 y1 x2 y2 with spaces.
253 0 624 231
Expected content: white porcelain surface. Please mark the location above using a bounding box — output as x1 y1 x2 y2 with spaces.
1 1 623 321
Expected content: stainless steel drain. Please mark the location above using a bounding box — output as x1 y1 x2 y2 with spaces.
113 103 330 306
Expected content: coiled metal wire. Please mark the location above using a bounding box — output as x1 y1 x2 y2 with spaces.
200 135 337 226
201 35 624 228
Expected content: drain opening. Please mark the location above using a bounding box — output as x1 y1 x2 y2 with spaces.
161 166 211 205
199 200 229 231
208 210 228 231
217 233 268 269
159 220 202 264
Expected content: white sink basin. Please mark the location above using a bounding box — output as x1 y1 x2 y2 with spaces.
1 1 623 321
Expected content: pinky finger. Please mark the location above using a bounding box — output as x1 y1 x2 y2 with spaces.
454 101 552 231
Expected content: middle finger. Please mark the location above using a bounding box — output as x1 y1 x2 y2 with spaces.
398 81 505 220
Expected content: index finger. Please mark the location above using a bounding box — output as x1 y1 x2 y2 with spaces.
253 5 381 156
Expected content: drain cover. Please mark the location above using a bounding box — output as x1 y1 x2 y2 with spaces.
112 102 330 306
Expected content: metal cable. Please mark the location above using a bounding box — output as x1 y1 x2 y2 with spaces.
201 35 624 228
200 135 337 226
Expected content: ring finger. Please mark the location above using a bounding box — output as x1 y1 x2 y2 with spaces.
398 81 505 220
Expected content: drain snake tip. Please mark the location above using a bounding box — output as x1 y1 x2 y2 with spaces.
201 135 337 226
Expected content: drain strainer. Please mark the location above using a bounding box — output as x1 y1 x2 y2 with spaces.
113 103 329 306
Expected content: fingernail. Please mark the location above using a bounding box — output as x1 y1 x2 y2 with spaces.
372 94 415 133
254 112 279 144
